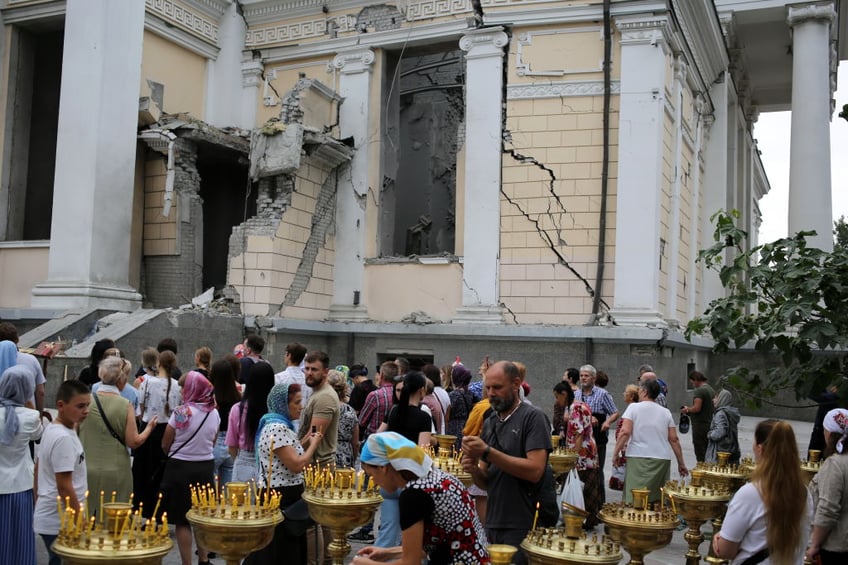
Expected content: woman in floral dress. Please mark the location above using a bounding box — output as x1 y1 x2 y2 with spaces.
328 370 359 468
554 381 600 528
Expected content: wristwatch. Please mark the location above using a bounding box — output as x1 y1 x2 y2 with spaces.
482 446 491 463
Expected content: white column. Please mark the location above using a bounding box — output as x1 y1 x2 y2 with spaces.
31 0 144 311
687 96 705 321
453 28 509 324
241 58 264 130
328 49 375 322
666 57 687 324
609 17 672 328
701 75 729 308
787 2 835 251
205 2 247 128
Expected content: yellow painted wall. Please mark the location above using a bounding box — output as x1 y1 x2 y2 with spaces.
364 263 463 322
498 29 618 325
143 156 178 256
0 243 48 308
141 31 206 118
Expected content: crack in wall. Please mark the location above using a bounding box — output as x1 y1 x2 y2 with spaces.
461 276 482 305
274 167 338 313
503 140 568 246
500 301 519 324
500 185 605 307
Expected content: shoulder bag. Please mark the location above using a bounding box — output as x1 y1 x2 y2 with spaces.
94 393 126 446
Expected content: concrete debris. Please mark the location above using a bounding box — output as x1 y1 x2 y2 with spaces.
401 311 439 324
191 287 215 307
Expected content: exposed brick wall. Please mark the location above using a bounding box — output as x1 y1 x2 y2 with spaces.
142 140 203 307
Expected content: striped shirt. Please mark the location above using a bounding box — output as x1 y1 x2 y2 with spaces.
574 386 618 419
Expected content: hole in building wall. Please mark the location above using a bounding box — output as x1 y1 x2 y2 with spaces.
380 44 465 257
197 143 254 291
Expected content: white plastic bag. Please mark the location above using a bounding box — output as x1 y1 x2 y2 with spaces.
557 469 584 525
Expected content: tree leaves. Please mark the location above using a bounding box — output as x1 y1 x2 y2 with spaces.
685 211 848 406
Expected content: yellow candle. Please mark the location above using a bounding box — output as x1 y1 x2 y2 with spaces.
56 496 62 518
531 501 539 531
162 512 168 537
83 490 89 521
151 492 162 519
99 491 104 526
111 491 116 503
77 503 84 532
65 496 70 511
88 516 96 537
118 509 131 539
366 476 373 492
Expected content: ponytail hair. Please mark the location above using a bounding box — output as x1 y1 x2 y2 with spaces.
751 419 807 565
396 371 427 425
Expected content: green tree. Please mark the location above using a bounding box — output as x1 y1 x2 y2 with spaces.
685 210 848 406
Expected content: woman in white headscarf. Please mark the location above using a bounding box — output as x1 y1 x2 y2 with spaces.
805 408 848 565
353 432 489 565
0 365 44 565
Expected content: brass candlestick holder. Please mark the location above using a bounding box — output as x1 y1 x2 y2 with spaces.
599 488 678 565
429 446 474 487
664 480 731 565
488 544 519 565
801 449 822 485
52 494 172 565
301 465 383 565
522 528 623 564
550 436 579 475
186 481 283 565
699 455 751 565
434 433 458 453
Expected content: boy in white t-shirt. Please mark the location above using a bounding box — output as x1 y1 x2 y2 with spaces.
33 380 91 565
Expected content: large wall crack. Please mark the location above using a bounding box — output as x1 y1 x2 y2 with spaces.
500 186 607 309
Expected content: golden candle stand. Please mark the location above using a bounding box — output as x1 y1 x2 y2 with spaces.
663 479 732 565
696 453 753 564
521 526 623 564
301 465 383 565
598 488 679 565
185 481 283 565
434 433 458 453
489 544 520 565
52 497 173 565
550 435 579 476
427 445 474 487
801 449 822 485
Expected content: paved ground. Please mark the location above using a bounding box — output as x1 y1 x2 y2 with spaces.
36 415 813 564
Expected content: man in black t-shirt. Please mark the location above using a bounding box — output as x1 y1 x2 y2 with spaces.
461 361 551 565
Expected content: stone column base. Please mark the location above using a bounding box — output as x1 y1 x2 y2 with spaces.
31 281 142 312
452 304 504 325
328 304 369 322
608 308 668 328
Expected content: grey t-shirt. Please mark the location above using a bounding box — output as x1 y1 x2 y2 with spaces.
481 402 552 530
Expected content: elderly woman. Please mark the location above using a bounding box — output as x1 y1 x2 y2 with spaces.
244 383 321 565
611 379 688 504
353 432 489 565
79 356 157 516
328 369 359 468
705 389 741 465
161 371 220 565
0 365 44 565
714 420 812 565
806 408 848 564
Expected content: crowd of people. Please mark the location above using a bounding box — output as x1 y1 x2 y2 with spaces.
0 319 846 565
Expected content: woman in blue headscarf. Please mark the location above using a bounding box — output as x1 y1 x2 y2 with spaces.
0 340 18 379
244 383 321 565
353 432 490 565
0 365 44 565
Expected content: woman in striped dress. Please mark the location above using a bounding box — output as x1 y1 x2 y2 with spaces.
0 362 44 565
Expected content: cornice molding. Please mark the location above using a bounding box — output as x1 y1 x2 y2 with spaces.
0 0 65 24
241 0 362 25
614 15 677 54
145 0 218 46
145 11 219 59
241 59 264 87
245 13 357 48
506 80 620 100
669 0 728 89
183 0 228 19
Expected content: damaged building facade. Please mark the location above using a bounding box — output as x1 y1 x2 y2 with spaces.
0 0 844 402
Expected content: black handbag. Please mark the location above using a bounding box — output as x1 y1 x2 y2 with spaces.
678 413 690 434
281 498 314 536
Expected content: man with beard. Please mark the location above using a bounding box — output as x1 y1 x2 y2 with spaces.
298 351 340 565
461 361 551 565
298 351 340 466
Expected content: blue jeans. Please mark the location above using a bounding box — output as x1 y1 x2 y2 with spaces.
375 487 401 548
40 534 60 565
213 432 234 486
